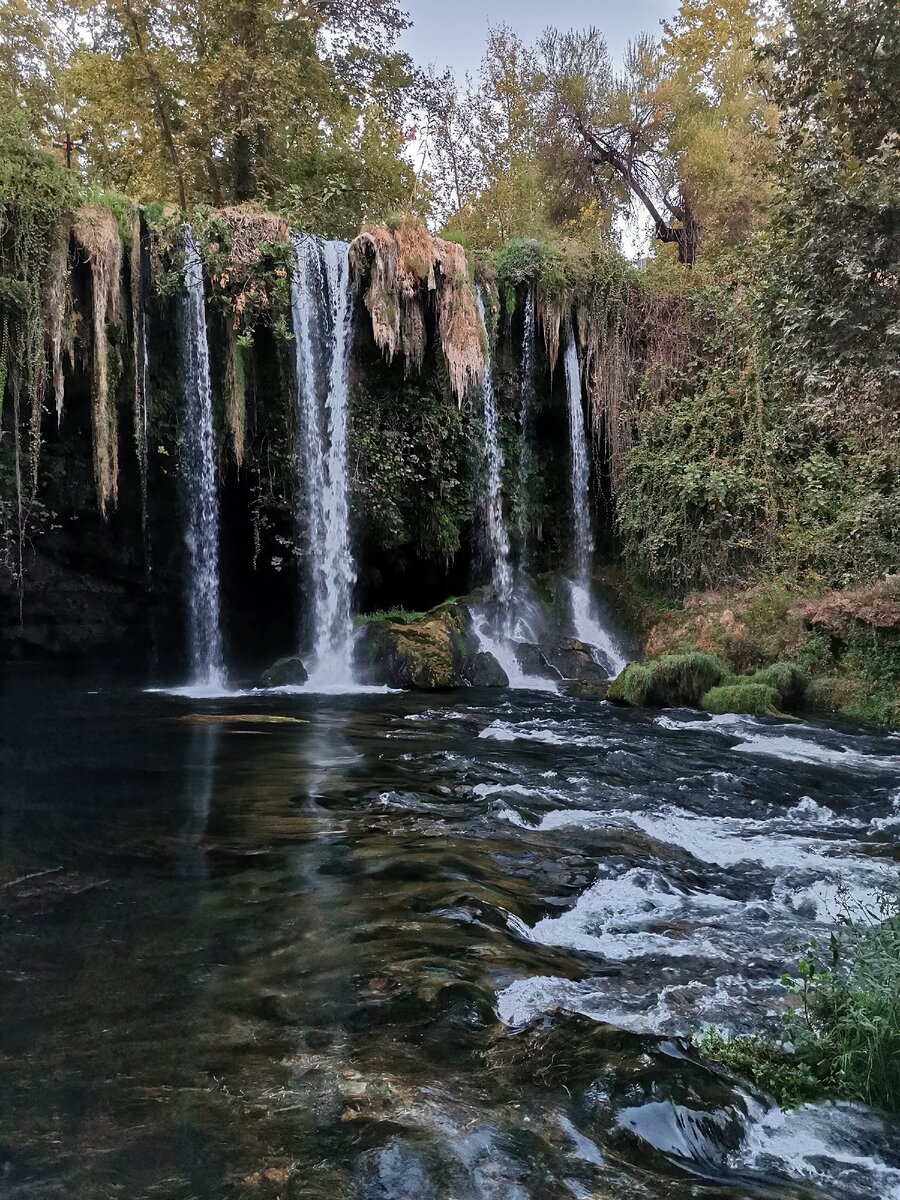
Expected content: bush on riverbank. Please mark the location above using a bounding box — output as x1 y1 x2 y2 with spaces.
697 888 900 1114
642 578 899 728
607 651 728 707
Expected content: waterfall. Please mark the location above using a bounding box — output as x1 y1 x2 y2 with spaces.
135 222 151 582
473 293 550 689
516 288 536 557
477 291 515 622
563 323 594 581
179 225 225 690
563 322 627 676
291 236 357 688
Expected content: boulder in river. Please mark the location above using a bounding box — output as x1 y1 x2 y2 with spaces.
515 643 562 681
357 609 463 689
260 655 309 687
459 650 509 687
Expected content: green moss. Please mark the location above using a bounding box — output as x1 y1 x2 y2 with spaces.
608 651 728 708
702 682 781 716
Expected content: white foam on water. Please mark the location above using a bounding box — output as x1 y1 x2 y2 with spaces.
496 972 778 1035
478 719 608 748
733 733 899 773
730 1101 900 1200
520 867 739 961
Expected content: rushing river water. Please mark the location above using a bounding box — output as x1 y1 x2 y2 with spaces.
2 672 900 1199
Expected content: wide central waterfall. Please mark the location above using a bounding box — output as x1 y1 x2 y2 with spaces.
179 225 225 691
291 236 357 688
563 323 627 675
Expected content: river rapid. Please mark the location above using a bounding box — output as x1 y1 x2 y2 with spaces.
2 672 899 1199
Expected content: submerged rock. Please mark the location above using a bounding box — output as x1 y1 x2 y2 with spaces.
260 655 309 687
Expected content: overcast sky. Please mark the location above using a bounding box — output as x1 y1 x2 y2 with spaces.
399 0 679 77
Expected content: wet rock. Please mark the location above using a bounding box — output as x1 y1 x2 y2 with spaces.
516 643 562 681
459 650 509 687
260 655 308 687
540 635 612 684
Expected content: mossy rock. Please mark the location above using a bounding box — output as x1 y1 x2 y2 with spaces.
608 652 728 708
357 609 459 690
701 683 782 716
749 661 808 708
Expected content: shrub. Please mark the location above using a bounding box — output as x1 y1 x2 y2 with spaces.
701 682 781 716
697 886 900 1114
695 1029 824 1110
749 661 808 708
608 651 728 707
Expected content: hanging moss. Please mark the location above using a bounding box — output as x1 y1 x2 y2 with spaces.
0 104 75 607
44 215 71 426
73 203 124 516
225 321 247 467
349 220 484 403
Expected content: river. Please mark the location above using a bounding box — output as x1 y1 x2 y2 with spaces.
2 671 899 1199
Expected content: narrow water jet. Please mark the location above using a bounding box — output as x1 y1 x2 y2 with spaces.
291 236 357 688
516 287 536 558
563 323 627 675
179 225 225 690
134 219 152 583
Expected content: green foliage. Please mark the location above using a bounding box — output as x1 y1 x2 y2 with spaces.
698 886 900 1114
701 682 781 716
0 99 75 599
695 1029 824 1110
349 367 476 562
608 651 727 707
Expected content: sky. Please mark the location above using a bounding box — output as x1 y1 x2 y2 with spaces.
399 0 679 78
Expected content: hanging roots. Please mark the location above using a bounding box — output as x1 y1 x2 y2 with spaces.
213 206 290 265
44 214 71 426
349 220 484 402
74 204 123 516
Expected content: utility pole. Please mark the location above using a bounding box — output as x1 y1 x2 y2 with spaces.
53 132 87 169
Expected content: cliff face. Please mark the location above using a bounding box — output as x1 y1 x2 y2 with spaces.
0 213 597 670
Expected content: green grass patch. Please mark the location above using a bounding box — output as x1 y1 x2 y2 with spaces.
702 682 781 716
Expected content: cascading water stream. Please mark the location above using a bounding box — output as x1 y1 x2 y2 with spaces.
473 293 548 689
563 323 627 676
516 288 536 557
179 225 225 691
134 221 152 583
291 236 357 688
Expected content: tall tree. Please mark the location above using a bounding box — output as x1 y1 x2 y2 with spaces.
0 0 417 231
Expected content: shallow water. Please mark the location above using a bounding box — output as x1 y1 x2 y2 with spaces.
2 672 899 1199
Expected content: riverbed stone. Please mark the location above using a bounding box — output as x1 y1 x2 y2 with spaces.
357 610 462 689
